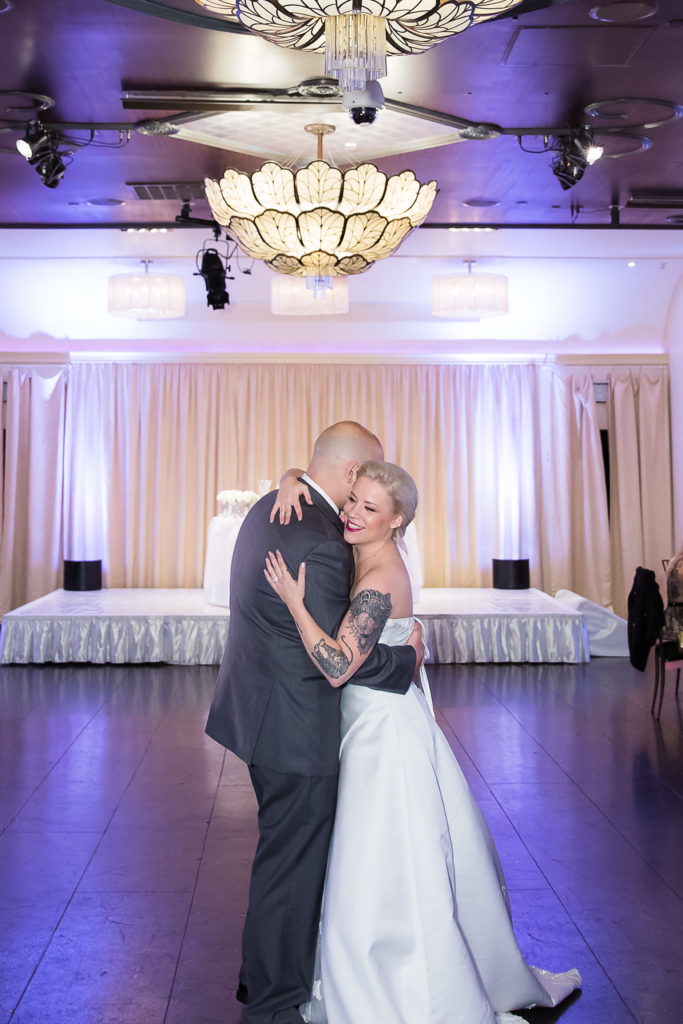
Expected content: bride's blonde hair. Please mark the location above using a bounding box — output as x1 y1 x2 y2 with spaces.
356 460 418 539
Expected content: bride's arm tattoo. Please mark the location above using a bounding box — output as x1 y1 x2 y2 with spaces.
312 635 354 678
310 589 392 679
345 589 392 654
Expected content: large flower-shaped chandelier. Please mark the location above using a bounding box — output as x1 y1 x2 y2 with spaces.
205 124 436 291
195 0 525 89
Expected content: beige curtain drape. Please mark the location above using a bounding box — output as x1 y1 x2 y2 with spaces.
0 366 67 614
607 367 674 616
537 367 612 606
60 361 612 596
1 359 671 617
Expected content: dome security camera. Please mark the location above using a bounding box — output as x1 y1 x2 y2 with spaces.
342 80 385 126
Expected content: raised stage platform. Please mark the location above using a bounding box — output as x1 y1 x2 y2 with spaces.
0 587 590 665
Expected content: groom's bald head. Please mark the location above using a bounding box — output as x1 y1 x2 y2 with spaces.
312 421 383 464
307 421 384 507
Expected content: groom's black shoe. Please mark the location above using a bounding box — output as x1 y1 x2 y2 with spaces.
236 983 249 1004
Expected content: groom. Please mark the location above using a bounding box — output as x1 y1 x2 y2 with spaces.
206 421 422 1024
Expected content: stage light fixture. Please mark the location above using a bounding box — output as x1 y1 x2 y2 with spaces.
198 248 230 309
37 150 67 189
16 120 67 188
16 120 50 160
551 129 603 191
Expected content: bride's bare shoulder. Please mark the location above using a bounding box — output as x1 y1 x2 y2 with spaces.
353 547 412 618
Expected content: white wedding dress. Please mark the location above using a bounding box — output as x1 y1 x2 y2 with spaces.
302 617 581 1024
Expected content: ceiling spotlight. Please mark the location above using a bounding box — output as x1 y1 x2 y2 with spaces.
585 141 604 165
16 120 50 160
551 129 603 191
16 120 66 188
197 248 230 310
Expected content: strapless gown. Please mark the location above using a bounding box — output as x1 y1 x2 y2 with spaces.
302 617 581 1024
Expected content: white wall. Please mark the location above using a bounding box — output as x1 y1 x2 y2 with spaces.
0 227 678 358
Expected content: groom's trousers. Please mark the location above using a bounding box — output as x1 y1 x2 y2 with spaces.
240 765 338 1024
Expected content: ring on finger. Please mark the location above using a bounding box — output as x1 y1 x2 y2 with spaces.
272 575 278 582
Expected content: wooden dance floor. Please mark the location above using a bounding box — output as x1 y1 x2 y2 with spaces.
0 587 589 664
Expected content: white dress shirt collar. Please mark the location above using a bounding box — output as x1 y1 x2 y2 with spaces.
301 472 340 515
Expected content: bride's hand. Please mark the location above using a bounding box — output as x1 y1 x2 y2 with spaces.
264 549 306 610
270 468 312 524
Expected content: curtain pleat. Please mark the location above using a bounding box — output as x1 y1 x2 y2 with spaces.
607 367 674 615
0 367 67 615
536 367 612 606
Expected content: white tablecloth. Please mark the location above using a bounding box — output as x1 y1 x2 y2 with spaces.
0 589 229 665
554 589 628 656
0 587 588 664
203 512 249 606
414 588 589 663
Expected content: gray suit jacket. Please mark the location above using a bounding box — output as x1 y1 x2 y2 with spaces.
205 486 416 776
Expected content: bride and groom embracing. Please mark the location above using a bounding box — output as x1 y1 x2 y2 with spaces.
206 421 581 1024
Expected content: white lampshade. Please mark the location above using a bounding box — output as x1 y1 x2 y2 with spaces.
108 272 186 320
432 272 509 321
271 276 349 316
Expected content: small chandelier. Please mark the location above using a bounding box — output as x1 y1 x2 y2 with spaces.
205 123 436 294
195 1 525 90
271 276 349 315
432 261 508 321
108 260 186 320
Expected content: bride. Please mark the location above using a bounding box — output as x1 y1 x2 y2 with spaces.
266 460 581 1024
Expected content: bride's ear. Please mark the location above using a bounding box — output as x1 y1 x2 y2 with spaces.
391 514 404 532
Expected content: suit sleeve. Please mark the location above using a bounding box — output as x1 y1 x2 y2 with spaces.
349 641 415 695
300 539 416 696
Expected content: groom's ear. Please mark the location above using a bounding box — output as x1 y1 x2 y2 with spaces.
346 461 360 484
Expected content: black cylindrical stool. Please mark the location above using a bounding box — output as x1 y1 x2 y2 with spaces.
64 559 102 591
492 558 530 590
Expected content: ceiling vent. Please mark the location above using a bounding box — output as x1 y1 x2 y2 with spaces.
127 182 207 202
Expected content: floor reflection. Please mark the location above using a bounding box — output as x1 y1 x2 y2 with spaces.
0 657 680 1024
